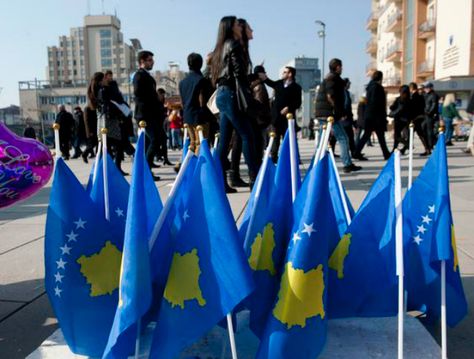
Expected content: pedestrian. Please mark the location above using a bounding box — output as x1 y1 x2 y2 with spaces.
169 110 182 149
211 16 259 192
72 107 86 158
250 64 272 157
132 50 162 180
82 72 102 163
315 58 362 173
423 82 440 148
409 82 430 156
156 88 173 166
389 85 411 154
54 105 75 160
259 66 302 163
441 93 461 146
342 78 356 156
99 70 128 175
355 96 367 146
463 91 474 155
23 121 36 139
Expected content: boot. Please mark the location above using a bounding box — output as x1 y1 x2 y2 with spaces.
228 170 248 187
224 175 237 194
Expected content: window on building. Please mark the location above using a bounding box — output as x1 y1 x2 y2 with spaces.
101 49 112 57
101 58 112 67
73 70 77 76
101 39 111 48
57 61 60 66
100 29 111 38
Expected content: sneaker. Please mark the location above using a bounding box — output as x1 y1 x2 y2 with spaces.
353 154 368 161
343 164 362 173
163 160 174 166
152 175 161 181
446 141 454 146
230 176 248 188
419 151 430 157
225 182 237 194
81 153 88 164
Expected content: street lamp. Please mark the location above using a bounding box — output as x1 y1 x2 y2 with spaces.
315 20 326 81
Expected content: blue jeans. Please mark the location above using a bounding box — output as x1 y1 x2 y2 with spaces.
216 86 258 177
318 119 352 166
171 128 181 148
443 117 454 142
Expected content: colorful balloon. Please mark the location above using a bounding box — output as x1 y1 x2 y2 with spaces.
0 122 54 209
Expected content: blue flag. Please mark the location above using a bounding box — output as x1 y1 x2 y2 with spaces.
404 134 467 326
327 155 398 318
149 140 254 358
102 132 163 358
85 155 98 194
256 154 334 359
181 135 190 162
45 159 122 357
90 154 130 238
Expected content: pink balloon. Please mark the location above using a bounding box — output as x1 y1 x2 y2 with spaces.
0 122 54 209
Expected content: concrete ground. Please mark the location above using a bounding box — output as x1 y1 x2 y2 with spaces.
0 135 473 358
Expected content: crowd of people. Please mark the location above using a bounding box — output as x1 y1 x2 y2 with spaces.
48 15 474 190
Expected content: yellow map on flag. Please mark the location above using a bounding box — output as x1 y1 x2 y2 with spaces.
452 225 459 272
164 248 206 309
77 241 122 297
248 223 276 275
328 233 352 279
273 262 325 329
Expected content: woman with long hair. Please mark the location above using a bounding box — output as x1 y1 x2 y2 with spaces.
82 72 103 163
442 93 461 145
211 16 258 191
389 85 411 154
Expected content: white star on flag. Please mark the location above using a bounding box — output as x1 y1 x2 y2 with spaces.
54 272 64 283
183 210 190 222
60 244 72 255
54 286 62 297
56 258 67 269
66 231 78 242
421 215 432 224
413 235 423 245
417 224 427 234
302 223 316 237
428 205 435 214
74 218 86 229
292 232 301 244
115 208 124 217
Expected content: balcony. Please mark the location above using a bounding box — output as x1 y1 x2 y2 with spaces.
419 18 436 39
418 60 435 77
383 75 402 88
386 11 402 32
366 12 378 31
385 42 402 62
366 38 378 54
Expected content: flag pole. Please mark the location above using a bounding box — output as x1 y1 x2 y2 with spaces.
315 116 334 166
394 150 404 359
313 119 320 152
438 125 447 359
92 137 102 184
214 132 220 150
408 122 415 190
287 113 298 202
313 124 327 167
328 148 352 225
183 123 188 147
101 127 110 221
52 123 61 161
197 125 239 359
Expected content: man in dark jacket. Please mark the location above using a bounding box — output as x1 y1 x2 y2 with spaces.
423 82 439 152
55 105 75 160
72 107 86 158
133 50 162 180
409 82 430 155
314 58 361 173
353 70 391 160
259 66 302 162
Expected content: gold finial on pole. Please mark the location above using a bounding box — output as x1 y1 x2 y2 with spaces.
138 120 147 128
183 123 189 128
409 121 414 128
196 125 203 132
286 113 294 120
327 116 335 123
215 132 220 138
322 124 327 130
100 127 108 135
52 123 60 130
439 125 445 133
269 131 277 138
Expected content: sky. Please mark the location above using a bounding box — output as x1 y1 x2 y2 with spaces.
0 0 371 108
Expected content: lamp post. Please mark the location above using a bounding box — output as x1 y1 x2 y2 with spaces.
315 20 326 81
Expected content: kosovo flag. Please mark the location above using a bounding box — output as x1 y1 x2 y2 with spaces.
85 155 98 194
256 154 334 359
102 132 162 358
90 154 130 238
404 134 467 326
149 139 254 358
45 159 123 356
181 135 190 162
327 155 398 318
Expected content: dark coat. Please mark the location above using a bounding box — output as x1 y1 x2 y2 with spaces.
467 91 474 114
55 110 75 138
389 96 411 123
410 92 426 121
179 70 208 126
314 72 346 120
250 78 272 128
424 90 440 118
73 110 86 139
84 106 98 138
364 80 387 131
357 102 366 129
133 68 163 128
265 78 302 130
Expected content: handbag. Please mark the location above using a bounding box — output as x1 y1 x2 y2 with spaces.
207 89 219 115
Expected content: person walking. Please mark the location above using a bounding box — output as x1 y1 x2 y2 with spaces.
55 105 75 160
355 96 367 146
169 110 183 150
408 82 431 155
211 16 259 192
441 93 461 146
423 82 440 148
72 107 86 158
389 85 411 154
133 50 162 180
315 58 362 173
156 88 173 165
342 78 356 156
259 66 302 163
23 121 36 139
82 72 102 163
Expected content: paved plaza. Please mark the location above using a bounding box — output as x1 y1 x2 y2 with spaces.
0 136 473 358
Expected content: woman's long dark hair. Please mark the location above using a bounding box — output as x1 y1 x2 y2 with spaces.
210 16 237 86
87 72 104 110
238 18 252 73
